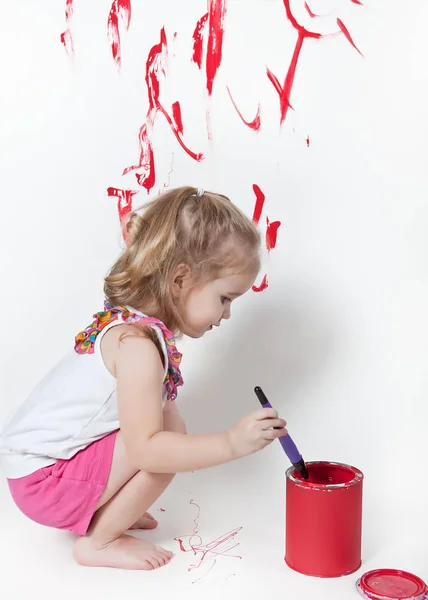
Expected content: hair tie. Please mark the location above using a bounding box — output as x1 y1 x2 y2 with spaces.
196 187 204 197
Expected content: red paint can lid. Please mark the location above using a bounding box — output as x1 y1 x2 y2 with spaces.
356 569 428 600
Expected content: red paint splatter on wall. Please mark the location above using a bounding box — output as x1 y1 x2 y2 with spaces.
266 217 281 251
306 135 310 147
251 184 281 293
175 500 242 584
350 0 363 5
106 187 139 240
337 18 363 56
107 0 132 70
123 28 203 192
267 1 321 125
226 87 261 132
190 2 227 139
206 0 227 96
171 101 184 134
252 275 269 293
60 0 74 55
192 13 208 68
251 184 266 225
267 0 363 125
304 2 318 18
124 123 156 192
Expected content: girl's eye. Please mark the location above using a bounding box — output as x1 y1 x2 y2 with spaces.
221 296 231 304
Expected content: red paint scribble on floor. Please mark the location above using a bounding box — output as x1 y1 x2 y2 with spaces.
123 28 203 192
60 0 74 55
226 86 261 132
306 135 310 147
192 13 208 68
174 500 242 584
251 184 281 293
206 0 227 95
107 186 139 240
107 0 132 70
267 0 363 125
337 18 363 56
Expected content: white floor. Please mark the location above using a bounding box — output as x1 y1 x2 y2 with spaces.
1 454 427 600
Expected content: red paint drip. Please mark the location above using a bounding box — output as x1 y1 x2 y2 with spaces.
350 0 363 4
227 87 261 132
304 2 318 18
106 187 139 240
60 0 74 55
251 184 281 293
206 0 227 96
123 28 203 192
107 0 132 70
174 500 242 584
192 13 208 68
337 18 363 56
306 135 310 147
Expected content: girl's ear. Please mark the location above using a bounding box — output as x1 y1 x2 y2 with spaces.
171 264 193 298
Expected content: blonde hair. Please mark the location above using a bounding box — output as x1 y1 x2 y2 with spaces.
104 186 261 334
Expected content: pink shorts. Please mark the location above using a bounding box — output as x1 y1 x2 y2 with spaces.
7 430 118 536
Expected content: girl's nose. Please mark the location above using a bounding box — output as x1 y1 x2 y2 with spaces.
222 305 231 320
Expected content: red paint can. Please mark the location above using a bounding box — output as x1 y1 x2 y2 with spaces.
285 461 363 578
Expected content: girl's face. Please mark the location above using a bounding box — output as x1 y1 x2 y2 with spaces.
177 269 257 339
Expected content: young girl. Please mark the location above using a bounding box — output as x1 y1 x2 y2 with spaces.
0 186 287 570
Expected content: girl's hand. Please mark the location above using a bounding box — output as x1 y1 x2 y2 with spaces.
227 408 287 458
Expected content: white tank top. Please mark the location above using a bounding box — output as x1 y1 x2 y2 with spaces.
0 309 169 478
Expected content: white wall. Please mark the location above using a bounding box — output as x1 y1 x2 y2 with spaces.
1 1 428 598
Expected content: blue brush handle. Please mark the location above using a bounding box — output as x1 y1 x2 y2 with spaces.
260 399 302 464
253 386 308 481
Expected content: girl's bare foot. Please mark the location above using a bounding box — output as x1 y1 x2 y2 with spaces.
74 534 173 570
129 511 158 530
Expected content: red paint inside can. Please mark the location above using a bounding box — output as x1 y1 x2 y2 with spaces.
285 461 363 578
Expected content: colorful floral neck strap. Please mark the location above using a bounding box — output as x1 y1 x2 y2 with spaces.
74 302 183 401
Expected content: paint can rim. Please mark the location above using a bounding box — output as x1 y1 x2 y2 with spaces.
286 461 363 489
356 569 428 600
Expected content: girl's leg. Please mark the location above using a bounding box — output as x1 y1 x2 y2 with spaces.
73 409 185 570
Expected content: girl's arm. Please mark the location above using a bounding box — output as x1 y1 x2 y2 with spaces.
163 400 187 434
115 328 235 473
